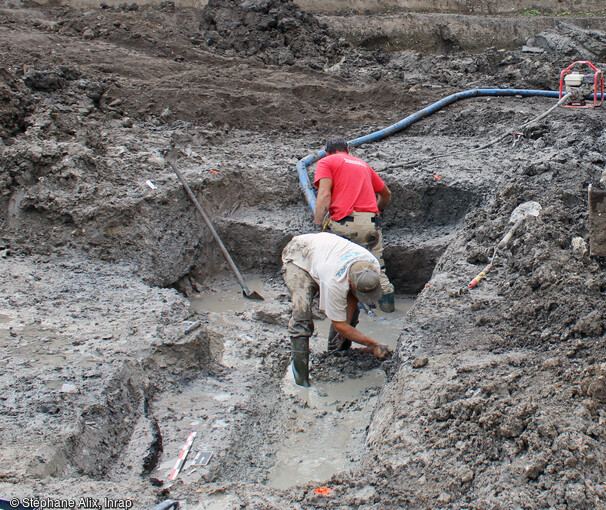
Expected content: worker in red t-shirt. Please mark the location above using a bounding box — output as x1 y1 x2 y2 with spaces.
313 137 395 312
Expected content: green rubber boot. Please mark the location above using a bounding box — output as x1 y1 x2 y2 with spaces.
290 336 310 387
378 292 395 313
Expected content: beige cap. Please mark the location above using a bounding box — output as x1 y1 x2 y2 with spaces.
348 260 382 304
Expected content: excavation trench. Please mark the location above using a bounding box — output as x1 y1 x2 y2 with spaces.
132 161 479 490
143 275 416 491
31 125 484 491
0 121 485 495
6 170 469 490
0 89 516 496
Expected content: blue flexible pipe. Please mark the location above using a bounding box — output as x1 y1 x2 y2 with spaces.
296 88 603 212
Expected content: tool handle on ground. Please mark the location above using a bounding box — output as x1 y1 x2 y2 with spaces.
497 217 524 250
169 162 251 293
468 263 493 289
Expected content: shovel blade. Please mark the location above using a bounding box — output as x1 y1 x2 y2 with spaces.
509 200 542 223
588 184 606 256
243 289 264 300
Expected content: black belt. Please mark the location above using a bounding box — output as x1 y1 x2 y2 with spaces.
334 214 377 225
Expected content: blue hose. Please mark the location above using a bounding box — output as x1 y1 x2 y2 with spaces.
296 88 603 212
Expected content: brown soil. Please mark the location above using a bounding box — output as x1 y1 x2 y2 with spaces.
1 1 606 508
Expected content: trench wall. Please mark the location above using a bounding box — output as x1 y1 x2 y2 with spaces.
328 14 606 53
298 0 605 15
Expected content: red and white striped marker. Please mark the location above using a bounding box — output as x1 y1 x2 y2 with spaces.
169 431 197 481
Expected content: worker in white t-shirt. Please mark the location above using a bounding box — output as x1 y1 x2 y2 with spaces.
282 232 392 387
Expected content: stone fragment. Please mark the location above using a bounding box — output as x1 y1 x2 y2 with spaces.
542 357 560 369
411 357 429 369
524 454 548 480
59 383 78 394
437 492 452 504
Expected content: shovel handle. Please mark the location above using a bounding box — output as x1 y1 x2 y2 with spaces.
168 160 249 292
497 217 524 250
359 301 376 317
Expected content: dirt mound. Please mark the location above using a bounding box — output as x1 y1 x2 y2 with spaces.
529 22 606 62
199 0 349 67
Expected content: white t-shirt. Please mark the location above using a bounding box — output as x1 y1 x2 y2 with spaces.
282 232 380 322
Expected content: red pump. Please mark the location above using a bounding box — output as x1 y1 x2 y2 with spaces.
559 60 604 108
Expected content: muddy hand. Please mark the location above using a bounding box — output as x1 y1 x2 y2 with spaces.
373 343 392 359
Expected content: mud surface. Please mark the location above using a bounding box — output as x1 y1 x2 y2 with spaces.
1 0 606 508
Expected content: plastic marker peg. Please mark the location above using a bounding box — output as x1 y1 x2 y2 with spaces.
169 431 197 481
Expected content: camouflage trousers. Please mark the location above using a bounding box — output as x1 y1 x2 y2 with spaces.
282 261 316 339
328 211 394 295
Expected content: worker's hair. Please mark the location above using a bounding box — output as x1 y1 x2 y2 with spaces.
325 137 348 154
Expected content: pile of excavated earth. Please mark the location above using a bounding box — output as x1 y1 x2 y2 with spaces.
1 0 606 508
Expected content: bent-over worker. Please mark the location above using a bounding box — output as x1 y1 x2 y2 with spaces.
282 232 391 387
313 137 395 312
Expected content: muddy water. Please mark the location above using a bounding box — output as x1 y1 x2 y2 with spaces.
271 297 413 489
189 276 267 314
270 370 383 489
191 282 413 489
313 295 414 353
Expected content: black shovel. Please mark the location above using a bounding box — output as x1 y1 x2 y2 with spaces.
165 153 264 301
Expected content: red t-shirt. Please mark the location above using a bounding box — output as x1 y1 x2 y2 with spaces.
314 152 385 221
